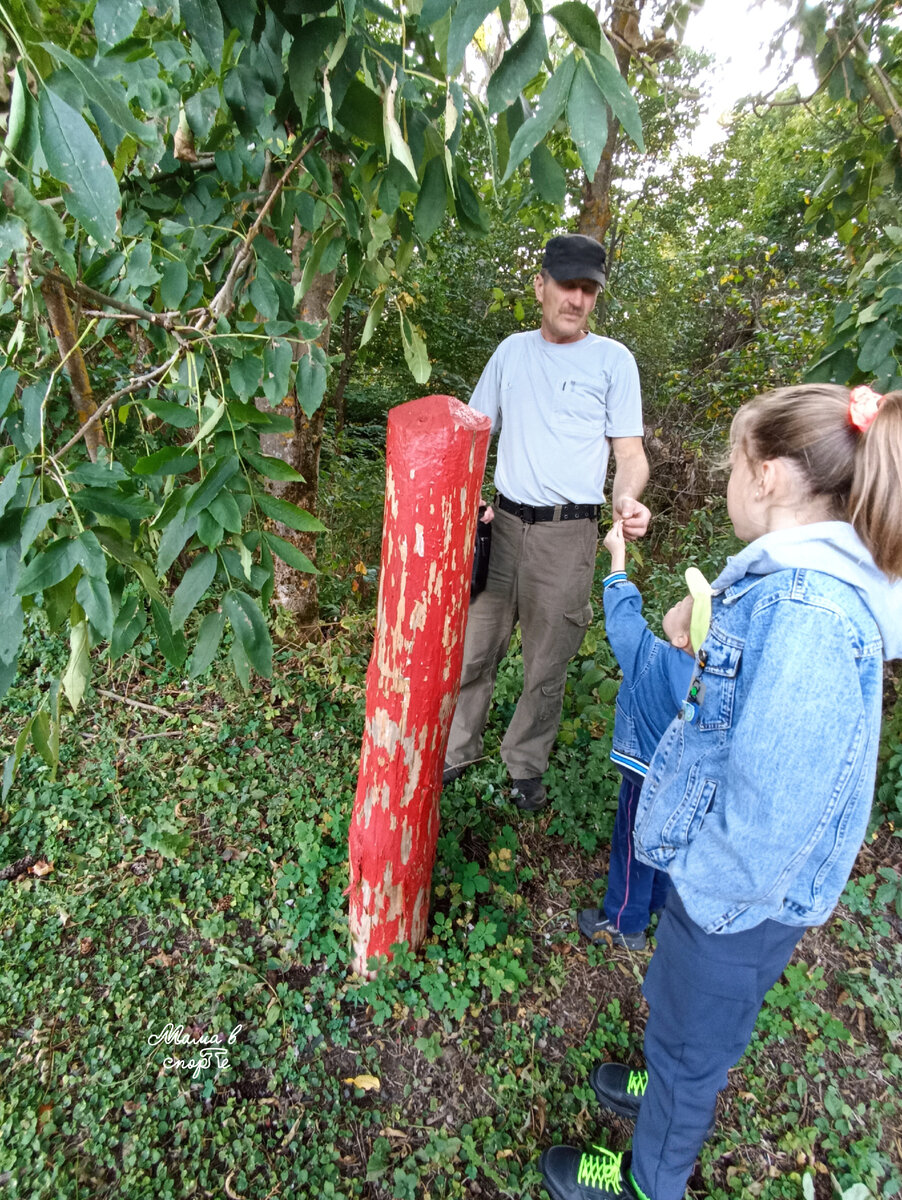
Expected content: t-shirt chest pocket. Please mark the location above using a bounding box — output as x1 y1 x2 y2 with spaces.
695 639 742 731
553 380 607 430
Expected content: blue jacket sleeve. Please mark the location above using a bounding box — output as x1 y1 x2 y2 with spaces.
603 578 659 689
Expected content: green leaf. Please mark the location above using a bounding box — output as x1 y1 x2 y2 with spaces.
185 456 241 520
76 573 115 641
0 173 76 277
133 447 199 475
196 509 223 550
487 15 547 114
62 617 91 711
71 487 155 520
223 62 268 138
242 451 304 482
447 0 498 75
584 51 644 152
568 58 608 180
230 353 263 401
549 2 601 52
414 157 447 242
188 608 226 677
159 260 189 309
256 493 325 533
156 509 200 575
857 320 897 373
502 55 576 182
180 0 225 71
150 598 188 667
223 591 272 678
288 18 343 112
0 460 23 519
0 543 23 666
228 401 294 433
38 88 120 247
296 352 327 418
76 529 108 579
530 144 566 206
110 595 147 660
30 710 58 770
262 531 317 574
42 44 152 144
2 718 33 801
207 490 242 533
360 291 387 347
21 501 61 558
171 552 217 629
399 309 431 385
93 0 143 51
17 538 81 595
336 78 384 144
141 396 197 429
454 171 490 236
262 338 293 405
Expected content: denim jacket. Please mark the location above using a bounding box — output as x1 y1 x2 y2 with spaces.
603 572 695 782
634 523 902 934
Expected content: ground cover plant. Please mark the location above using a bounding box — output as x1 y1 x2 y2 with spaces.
2 470 900 1200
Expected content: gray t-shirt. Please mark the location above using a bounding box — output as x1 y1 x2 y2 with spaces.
469 329 643 506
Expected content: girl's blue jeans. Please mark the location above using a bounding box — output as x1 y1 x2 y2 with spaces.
630 889 804 1200
603 773 671 934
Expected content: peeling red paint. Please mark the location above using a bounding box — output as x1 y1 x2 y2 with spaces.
347 395 491 976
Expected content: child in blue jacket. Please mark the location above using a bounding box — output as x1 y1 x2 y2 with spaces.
578 521 698 951
541 383 902 1200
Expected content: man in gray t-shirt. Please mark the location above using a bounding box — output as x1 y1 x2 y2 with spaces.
444 233 650 811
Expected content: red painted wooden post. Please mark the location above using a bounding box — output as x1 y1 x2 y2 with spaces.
347 394 491 975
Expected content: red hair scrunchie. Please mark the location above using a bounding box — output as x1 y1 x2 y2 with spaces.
849 385 883 432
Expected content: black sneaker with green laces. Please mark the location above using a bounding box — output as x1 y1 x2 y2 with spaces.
590 1063 648 1120
539 1145 650 1200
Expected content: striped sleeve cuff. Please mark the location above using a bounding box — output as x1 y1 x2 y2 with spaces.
603 571 628 588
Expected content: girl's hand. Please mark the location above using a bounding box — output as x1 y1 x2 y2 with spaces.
604 520 626 572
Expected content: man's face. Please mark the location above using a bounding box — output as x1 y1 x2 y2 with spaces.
534 273 601 344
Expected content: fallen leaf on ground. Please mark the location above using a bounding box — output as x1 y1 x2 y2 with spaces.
343 1074 380 1091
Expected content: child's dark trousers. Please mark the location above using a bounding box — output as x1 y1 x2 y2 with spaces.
629 890 805 1200
603 773 671 934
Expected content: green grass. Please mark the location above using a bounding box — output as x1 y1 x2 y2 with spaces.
1 505 901 1199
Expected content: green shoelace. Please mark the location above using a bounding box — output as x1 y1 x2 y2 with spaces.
626 1069 649 1098
576 1146 626 1192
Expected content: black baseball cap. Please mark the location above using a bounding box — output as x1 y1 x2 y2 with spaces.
542 234 606 285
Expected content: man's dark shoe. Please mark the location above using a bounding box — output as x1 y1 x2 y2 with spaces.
442 762 468 787
590 1062 716 1136
577 910 646 951
590 1063 648 1120
539 1145 647 1200
510 777 548 811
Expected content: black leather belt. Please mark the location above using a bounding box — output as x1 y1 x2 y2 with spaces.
496 493 600 524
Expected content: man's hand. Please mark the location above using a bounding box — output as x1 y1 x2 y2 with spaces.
614 495 650 541
603 519 626 573
479 501 494 523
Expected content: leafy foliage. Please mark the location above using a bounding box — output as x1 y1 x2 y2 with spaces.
0 0 644 788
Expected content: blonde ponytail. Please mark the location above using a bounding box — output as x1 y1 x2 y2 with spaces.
732 384 902 579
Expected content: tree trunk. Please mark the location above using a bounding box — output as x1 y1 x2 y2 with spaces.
348 395 491 976
578 1 640 244
40 277 106 462
259 220 334 639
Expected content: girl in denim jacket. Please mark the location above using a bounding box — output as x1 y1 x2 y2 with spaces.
541 384 902 1200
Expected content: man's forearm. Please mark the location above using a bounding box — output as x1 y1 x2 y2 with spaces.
611 452 649 511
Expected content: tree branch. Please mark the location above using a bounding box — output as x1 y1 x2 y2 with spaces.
49 351 180 465
203 130 328 325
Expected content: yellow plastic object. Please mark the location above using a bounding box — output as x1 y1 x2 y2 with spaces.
685 566 714 654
